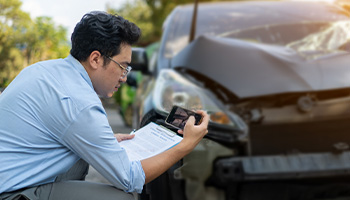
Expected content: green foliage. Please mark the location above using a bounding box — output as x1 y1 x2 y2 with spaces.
24 17 70 64
0 0 29 87
0 0 70 87
107 0 155 46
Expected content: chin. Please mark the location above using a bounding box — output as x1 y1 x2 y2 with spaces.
97 91 114 99
106 92 114 98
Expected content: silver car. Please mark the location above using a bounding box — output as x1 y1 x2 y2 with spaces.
131 1 350 200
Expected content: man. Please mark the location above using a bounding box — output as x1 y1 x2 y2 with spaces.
0 11 209 200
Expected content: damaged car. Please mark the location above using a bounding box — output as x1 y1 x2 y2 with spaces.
131 1 350 200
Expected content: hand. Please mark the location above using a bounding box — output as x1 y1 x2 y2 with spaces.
141 110 209 184
177 110 209 150
114 133 135 142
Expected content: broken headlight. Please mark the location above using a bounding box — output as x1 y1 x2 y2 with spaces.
153 69 247 132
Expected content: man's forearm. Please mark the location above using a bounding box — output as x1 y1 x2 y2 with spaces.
140 142 191 184
141 111 209 184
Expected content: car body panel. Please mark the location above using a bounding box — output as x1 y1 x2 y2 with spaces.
172 35 350 98
161 1 350 67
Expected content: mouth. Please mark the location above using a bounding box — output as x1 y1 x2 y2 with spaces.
114 85 120 92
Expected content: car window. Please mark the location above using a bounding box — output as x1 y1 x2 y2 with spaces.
163 8 192 59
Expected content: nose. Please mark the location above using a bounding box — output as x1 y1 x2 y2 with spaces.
119 75 127 83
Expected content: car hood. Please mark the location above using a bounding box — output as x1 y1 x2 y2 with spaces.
171 36 350 99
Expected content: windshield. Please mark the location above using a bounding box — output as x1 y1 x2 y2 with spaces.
163 2 350 59
288 21 350 54
222 21 350 53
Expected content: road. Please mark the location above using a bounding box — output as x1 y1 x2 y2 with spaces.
85 100 133 184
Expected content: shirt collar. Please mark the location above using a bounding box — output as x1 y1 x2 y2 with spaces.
65 54 94 90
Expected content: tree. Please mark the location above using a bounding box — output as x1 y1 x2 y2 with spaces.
107 0 155 46
108 0 194 45
23 17 70 64
0 0 70 88
0 0 30 87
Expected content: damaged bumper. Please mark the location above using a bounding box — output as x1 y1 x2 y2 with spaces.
212 151 350 185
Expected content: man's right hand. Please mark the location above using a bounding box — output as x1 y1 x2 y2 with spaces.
141 110 209 184
177 110 209 152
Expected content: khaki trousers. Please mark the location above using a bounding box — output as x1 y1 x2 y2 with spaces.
0 160 134 200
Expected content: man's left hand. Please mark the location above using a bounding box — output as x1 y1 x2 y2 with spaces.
114 133 135 142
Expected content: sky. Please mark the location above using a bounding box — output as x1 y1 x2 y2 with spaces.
21 0 127 39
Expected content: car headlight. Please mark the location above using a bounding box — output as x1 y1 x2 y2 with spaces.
153 69 247 132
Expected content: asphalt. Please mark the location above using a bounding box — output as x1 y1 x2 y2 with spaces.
85 99 133 185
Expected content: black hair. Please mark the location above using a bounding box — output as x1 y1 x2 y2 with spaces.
70 11 141 63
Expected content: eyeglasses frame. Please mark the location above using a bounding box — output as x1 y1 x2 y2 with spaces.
106 56 132 78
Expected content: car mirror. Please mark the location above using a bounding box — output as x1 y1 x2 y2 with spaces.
131 47 149 74
126 72 138 88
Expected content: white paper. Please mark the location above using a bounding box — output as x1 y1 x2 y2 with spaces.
119 122 183 161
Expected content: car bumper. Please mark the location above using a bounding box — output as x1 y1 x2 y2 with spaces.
212 151 350 184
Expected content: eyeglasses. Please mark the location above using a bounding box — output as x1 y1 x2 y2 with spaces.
107 56 132 78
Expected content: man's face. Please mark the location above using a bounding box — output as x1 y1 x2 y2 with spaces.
94 43 131 98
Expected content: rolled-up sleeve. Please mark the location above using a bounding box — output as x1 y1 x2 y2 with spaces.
60 104 145 193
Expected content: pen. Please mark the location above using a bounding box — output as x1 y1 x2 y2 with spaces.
130 129 136 135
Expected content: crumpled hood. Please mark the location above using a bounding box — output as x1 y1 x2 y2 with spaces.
171 35 350 99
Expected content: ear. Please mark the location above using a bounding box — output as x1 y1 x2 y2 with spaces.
88 51 104 70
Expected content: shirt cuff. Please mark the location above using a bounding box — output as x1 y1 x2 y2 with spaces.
126 160 145 193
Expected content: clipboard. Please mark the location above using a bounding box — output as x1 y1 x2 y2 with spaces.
120 122 183 161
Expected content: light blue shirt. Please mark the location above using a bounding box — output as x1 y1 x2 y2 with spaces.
0 55 145 194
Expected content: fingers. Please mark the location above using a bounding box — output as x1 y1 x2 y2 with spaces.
195 110 206 115
115 133 135 142
194 110 209 137
196 110 209 127
187 116 195 125
179 110 209 149
121 134 135 140
177 110 209 136
183 116 194 130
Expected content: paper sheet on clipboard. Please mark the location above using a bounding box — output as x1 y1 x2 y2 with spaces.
119 122 183 161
